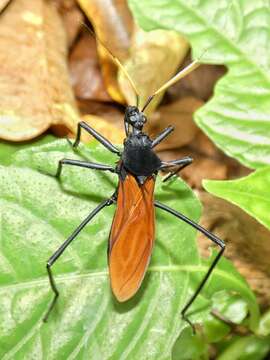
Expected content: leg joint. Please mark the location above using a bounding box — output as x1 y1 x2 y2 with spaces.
216 238 226 251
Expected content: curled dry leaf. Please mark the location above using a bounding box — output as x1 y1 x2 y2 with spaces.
149 97 203 151
0 0 80 141
77 0 133 103
57 0 84 47
78 100 124 129
198 191 270 308
118 26 189 113
81 114 124 144
69 32 110 101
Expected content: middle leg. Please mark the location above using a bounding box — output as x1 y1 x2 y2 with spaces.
160 156 193 182
56 159 116 177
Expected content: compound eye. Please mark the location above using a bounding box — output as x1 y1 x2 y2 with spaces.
129 114 137 123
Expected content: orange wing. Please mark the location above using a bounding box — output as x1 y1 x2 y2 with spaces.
109 174 155 302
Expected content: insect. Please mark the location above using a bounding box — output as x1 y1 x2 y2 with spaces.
43 28 225 331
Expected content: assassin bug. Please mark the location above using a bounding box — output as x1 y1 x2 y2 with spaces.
43 28 225 331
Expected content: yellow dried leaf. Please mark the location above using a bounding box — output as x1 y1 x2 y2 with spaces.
82 114 124 144
0 0 80 141
118 26 189 114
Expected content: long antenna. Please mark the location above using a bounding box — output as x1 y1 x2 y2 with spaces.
141 59 200 113
81 22 140 107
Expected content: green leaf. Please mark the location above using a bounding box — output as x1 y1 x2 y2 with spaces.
172 327 208 360
257 309 270 336
203 167 270 230
128 0 270 169
204 291 248 343
0 139 258 359
216 335 270 360
0 135 56 166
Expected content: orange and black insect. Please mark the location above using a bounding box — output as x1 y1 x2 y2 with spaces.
43 29 225 331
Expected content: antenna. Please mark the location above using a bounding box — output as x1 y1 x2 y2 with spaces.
141 59 200 113
141 1 233 114
81 22 140 107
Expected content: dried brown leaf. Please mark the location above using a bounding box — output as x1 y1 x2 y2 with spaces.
82 114 124 144
192 131 219 158
0 0 80 141
77 0 133 103
149 97 203 151
58 2 83 47
78 99 122 121
69 33 110 101
199 191 270 308
118 26 189 113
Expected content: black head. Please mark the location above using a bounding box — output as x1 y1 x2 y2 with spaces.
124 106 147 134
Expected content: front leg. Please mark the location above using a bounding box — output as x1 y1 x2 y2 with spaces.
154 200 225 333
73 121 120 156
151 126 174 148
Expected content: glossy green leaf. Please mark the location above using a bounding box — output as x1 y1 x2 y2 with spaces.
128 0 270 169
0 139 258 359
203 167 270 230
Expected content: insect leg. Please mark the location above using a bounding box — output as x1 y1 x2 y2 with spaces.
43 196 115 322
56 159 116 177
160 157 193 182
151 126 174 148
72 121 120 156
154 200 225 333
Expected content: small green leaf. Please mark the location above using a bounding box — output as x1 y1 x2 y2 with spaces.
128 0 270 169
204 292 248 343
203 167 270 230
217 335 270 360
257 309 270 336
172 327 208 360
0 139 258 358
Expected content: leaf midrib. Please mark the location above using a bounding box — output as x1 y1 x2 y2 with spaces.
0 264 254 302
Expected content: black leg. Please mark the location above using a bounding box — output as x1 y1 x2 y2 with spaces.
43 197 115 322
151 126 174 148
160 156 193 182
56 159 116 177
73 121 120 156
154 200 225 333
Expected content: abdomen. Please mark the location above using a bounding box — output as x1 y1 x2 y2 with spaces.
109 174 155 301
